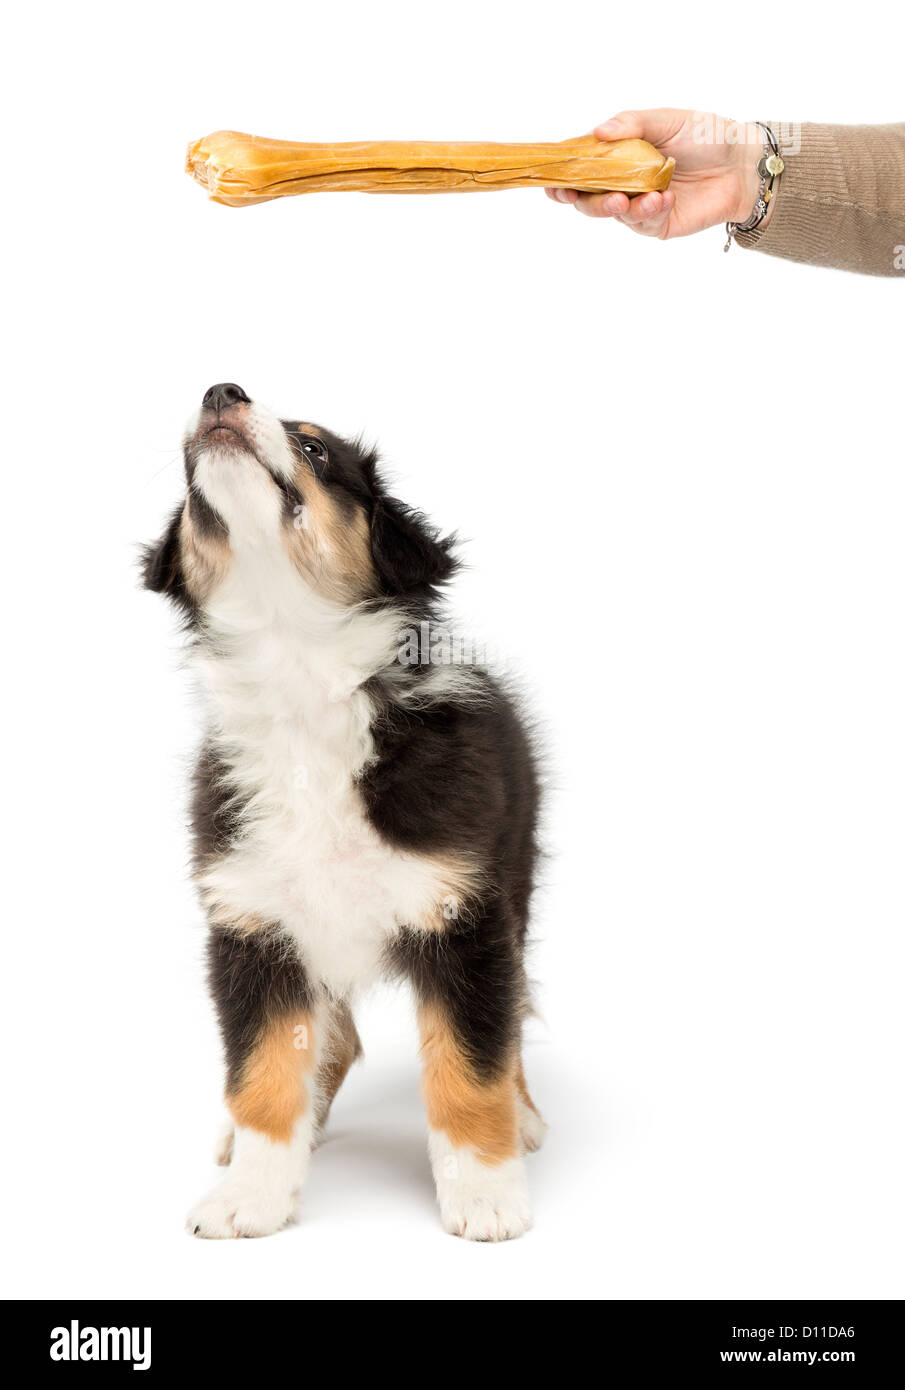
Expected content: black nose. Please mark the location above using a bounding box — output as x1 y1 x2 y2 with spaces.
202 382 250 411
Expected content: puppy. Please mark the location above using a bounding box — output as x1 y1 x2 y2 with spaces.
144 383 545 1240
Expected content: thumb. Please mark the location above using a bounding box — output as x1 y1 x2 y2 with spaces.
594 109 683 146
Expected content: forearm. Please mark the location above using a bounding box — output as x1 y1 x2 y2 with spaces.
735 121 905 277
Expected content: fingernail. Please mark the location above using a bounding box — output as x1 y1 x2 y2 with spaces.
596 120 620 134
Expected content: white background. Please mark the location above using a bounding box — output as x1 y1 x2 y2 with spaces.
4 0 903 1301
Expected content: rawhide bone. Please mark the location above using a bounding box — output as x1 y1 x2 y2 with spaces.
186 131 675 206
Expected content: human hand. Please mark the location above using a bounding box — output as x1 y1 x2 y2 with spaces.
546 109 765 240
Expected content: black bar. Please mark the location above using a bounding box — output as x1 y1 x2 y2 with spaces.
4 1299 902 1373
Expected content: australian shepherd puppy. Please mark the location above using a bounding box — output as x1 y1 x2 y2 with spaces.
144 383 545 1241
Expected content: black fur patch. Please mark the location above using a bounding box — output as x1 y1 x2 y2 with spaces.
361 675 539 909
369 494 458 601
207 928 314 1091
390 905 524 1080
187 488 227 542
191 745 246 871
141 505 190 608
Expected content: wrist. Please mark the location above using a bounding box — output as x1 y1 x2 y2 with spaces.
731 123 763 223
730 121 780 231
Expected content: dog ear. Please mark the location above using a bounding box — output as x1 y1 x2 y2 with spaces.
370 494 459 599
141 505 187 599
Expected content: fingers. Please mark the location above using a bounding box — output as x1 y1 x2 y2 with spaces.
544 185 676 237
556 187 675 237
544 188 630 215
569 191 631 219
613 189 676 236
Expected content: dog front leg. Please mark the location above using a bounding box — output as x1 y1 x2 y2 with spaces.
188 926 319 1239
406 918 532 1242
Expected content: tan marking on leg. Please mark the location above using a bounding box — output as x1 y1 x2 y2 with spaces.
418 1004 518 1164
314 1001 363 1131
227 1012 315 1144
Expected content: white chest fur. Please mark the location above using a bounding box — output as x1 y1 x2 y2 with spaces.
192 546 451 997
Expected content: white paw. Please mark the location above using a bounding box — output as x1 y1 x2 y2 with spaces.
187 1175 296 1239
213 1120 235 1167
429 1134 532 1242
187 1121 313 1240
518 1098 548 1154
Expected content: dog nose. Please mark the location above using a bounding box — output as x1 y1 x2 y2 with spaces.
202 382 250 411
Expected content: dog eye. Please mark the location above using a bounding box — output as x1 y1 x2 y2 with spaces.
302 439 327 461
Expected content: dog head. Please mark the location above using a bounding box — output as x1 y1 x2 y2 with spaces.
143 384 458 615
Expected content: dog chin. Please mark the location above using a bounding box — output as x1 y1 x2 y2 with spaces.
203 424 250 450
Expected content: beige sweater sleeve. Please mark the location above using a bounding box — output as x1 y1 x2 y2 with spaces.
735 122 905 277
